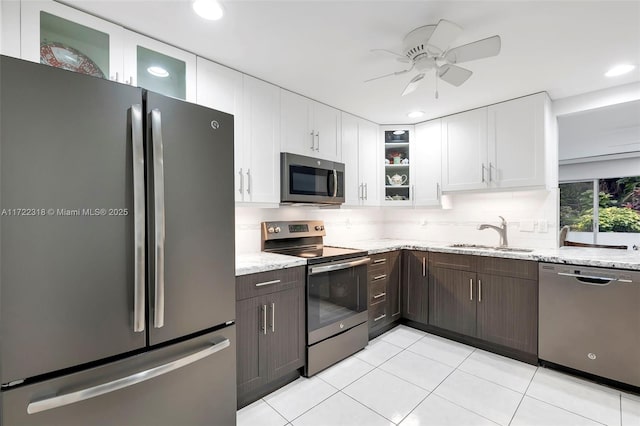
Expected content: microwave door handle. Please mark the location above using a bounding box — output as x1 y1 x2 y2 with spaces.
332 169 338 197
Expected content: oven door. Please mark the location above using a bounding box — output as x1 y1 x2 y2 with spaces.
307 257 369 345
281 152 345 204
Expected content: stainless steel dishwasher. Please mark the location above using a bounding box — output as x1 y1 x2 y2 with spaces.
539 263 640 387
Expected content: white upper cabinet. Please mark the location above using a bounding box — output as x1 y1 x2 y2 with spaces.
358 119 380 206
441 108 488 192
341 113 379 206
441 93 549 192
1 0 21 57
487 93 546 188
281 89 341 161
413 120 442 206
21 0 124 82
341 113 360 206
240 75 281 204
123 29 196 102
196 57 244 202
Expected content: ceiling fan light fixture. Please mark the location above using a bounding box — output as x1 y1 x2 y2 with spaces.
407 111 425 118
605 64 636 77
193 0 224 20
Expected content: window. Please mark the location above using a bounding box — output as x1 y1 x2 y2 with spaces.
560 177 640 244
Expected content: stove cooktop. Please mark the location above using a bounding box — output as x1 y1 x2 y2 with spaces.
270 245 367 265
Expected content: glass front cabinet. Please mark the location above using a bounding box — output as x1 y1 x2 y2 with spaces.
381 125 415 206
21 0 195 101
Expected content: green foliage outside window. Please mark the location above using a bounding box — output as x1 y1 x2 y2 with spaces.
560 177 640 233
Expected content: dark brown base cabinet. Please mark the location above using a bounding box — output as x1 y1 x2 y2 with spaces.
402 250 429 324
236 267 306 408
428 253 538 357
368 251 401 338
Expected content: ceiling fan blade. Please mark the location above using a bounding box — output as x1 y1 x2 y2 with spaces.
365 64 414 83
438 64 472 87
401 73 425 96
444 35 501 64
426 19 463 55
370 49 411 63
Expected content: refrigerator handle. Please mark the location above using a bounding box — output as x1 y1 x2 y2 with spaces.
27 337 231 415
131 104 145 333
151 109 166 329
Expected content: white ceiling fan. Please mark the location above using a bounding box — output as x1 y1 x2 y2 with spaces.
366 20 501 97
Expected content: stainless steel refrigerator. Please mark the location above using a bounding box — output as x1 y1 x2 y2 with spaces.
0 56 236 425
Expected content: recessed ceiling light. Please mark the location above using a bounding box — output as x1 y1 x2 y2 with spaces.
605 64 636 77
393 130 406 135
193 0 224 20
147 66 169 78
407 111 424 118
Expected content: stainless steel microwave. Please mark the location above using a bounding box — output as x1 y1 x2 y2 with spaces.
280 153 345 205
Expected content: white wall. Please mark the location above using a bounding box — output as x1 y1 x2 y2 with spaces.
383 189 558 249
235 206 385 254
236 189 559 253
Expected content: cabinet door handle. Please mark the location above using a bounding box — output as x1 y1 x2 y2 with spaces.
373 274 387 281
271 302 275 333
310 131 315 150
364 183 368 200
411 185 415 206
436 182 441 202
316 132 320 152
374 313 387 322
262 305 267 335
372 259 386 265
488 163 493 182
373 292 386 299
469 278 473 301
238 168 244 194
246 169 251 194
422 257 426 277
481 164 486 183
478 279 482 302
359 183 363 200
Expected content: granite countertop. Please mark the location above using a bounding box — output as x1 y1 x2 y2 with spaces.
235 252 306 276
236 240 640 275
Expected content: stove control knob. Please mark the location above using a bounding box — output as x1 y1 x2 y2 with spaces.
321 226 325 230
267 226 275 233
315 225 322 231
274 227 281 233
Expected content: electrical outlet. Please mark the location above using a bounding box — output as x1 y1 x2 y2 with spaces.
538 220 548 233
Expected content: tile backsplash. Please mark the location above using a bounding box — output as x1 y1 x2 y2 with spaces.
235 189 559 254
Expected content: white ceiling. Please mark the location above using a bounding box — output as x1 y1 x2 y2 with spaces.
64 0 640 124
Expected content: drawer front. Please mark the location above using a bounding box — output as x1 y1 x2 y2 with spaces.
369 279 387 305
429 252 476 271
369 253 388 269
368 302 387 327
476 257 538 280
236 267 305 300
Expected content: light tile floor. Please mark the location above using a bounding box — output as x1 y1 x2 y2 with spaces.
237 325 640 426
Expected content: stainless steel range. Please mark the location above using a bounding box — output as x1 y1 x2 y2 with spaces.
262 220 370 376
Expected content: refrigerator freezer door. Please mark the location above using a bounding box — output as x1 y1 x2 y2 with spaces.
1 326 236 425
145 92 235 345
0 56 146 384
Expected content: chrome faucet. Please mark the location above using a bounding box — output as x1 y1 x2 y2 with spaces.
478 216 508 247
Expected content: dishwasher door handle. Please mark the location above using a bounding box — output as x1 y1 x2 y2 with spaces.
557 272 616 286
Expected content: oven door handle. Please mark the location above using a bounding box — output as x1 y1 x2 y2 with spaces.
309 257 371 275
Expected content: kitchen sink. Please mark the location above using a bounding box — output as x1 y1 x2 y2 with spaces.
492 247 534 253
449 244 494 249
449 244 534 253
